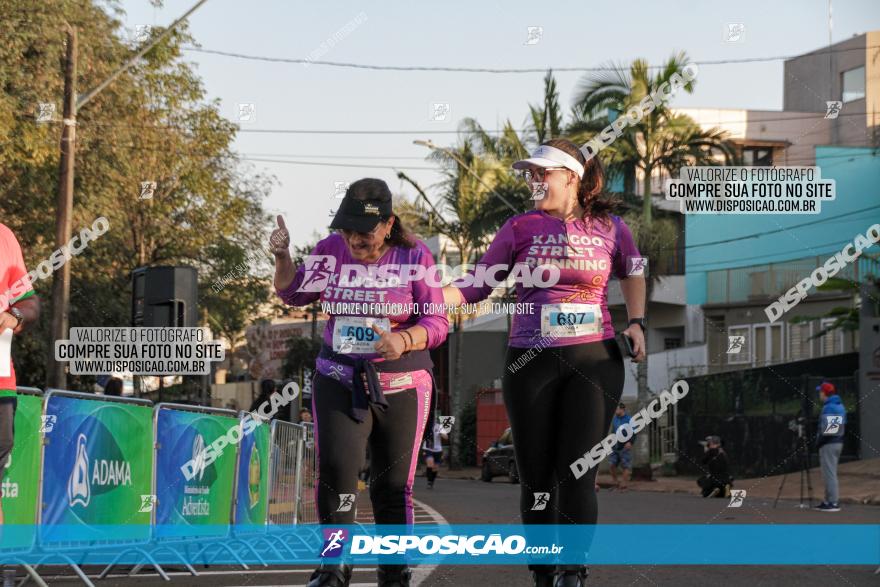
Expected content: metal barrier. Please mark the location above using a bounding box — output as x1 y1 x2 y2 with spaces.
268 421 317 525
30 389 155 587
3 387 49 587
9 391 321 581
299 422 317 524
138 402 246 575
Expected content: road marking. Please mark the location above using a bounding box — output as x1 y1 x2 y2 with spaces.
411 497 448 587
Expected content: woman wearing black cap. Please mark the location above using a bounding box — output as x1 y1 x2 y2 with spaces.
272 178 448 587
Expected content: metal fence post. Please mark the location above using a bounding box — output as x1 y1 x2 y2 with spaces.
292 434 305 525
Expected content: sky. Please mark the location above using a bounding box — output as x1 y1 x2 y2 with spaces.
118 0 880 248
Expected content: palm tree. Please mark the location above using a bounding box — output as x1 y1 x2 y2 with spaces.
569 54 736 468
398 136 528 467
529 71 564 143
569 52 736 223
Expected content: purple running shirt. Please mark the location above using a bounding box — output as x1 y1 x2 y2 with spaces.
455 210 641 348
276 233 449 358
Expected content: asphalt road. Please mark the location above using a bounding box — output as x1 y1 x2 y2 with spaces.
22 477 880 587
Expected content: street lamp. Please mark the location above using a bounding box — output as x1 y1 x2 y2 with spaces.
413 139 518 213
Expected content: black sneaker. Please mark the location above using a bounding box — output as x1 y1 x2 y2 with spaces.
307 563 352 587
531 569 555 587
814 502 841 512
555 566 589 586
377 565 411 587
530 564 556 587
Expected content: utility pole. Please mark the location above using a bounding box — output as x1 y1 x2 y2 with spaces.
47 0 211 390
48 25 77 389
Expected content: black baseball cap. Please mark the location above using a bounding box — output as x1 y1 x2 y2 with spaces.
330 178 393 233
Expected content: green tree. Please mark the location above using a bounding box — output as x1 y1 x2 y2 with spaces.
0 1 274 389
791 270 880 349
281 336 322 380
413 119 546 469
570 56 734 464
570 52 736 223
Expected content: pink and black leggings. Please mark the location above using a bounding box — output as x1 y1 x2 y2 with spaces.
311 371 432 525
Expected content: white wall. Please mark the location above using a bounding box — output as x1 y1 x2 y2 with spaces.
647 344 709 394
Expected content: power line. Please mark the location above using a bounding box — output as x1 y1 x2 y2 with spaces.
19 124 878 170
181 44 880 74
24 128 880 166
21 109 871 134
240 152 428 160
687 235 879 270
683 204 880 252
98 145 880 174
242 157 436 170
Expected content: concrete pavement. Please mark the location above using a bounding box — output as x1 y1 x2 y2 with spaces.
40 477 879 587
429 457 880 505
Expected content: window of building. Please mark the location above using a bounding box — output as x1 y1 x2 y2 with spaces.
727 326 751 365
742 147 773 166
818 318 845 356
788 321 813 361
842 66 866 102
664 338 682 350
753 323 784 366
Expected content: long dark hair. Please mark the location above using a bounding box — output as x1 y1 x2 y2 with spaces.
345 178 415 249
541 138 615 226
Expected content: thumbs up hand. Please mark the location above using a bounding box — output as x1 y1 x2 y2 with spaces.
270 215 290 258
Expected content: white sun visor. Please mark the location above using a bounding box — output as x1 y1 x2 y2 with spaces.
512 145 585 177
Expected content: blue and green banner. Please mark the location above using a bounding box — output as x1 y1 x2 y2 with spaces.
154 407 238 539
1 390 43 551
40 393 153 544
234 413 270 528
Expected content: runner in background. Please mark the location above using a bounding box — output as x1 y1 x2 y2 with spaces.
421 421 448 489
272 179 448 587
444 139 646 587
0 222 40 527
608 403 635 491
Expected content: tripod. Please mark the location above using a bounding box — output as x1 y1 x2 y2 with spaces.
773 418 814 509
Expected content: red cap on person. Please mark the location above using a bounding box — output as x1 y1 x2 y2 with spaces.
817 382 836 395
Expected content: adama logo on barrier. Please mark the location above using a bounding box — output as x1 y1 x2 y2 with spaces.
66 432 133 508
180 383 299 481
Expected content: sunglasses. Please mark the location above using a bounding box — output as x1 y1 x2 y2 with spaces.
519 167 568 183
339 222 386 239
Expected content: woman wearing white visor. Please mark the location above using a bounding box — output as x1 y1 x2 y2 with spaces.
445 138 646 586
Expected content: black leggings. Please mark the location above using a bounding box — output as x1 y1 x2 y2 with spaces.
311 373 430 525
502 339 624 527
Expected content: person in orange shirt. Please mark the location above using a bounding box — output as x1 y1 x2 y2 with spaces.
0 223 41 526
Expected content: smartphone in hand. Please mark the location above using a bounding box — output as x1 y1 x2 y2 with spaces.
617 332 637 358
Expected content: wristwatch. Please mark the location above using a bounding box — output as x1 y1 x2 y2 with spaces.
628 317 646 332
8 307 24 328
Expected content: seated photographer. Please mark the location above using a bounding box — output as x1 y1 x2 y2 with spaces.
696 435 733 498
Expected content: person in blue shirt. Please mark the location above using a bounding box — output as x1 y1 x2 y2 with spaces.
609 402 634 490
814 381 846 512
